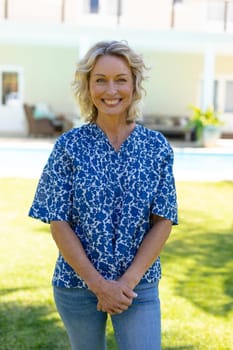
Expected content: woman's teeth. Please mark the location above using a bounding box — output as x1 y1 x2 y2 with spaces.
104 99 120 105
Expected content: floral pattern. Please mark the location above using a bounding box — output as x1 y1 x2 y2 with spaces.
29 123 178 288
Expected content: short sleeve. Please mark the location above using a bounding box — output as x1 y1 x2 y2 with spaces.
151 145 178 225
28 137 74 223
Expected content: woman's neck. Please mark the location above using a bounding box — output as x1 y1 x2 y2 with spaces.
95 116 136 151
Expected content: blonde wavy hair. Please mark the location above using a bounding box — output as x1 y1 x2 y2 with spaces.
73 40 147 123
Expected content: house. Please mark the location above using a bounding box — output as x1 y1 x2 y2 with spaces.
0 0 233 137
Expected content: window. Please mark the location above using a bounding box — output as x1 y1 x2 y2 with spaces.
213 80 219 110
200 76 233 116
224 81 233 113
83 0 120 16
90 0 99 13
0 66 23 106
2 72 19 105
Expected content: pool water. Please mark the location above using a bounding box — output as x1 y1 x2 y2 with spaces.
173 150 233 181
0 147 51 178
0 146 233 181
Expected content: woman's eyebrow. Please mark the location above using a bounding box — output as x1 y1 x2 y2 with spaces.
93 73 129 77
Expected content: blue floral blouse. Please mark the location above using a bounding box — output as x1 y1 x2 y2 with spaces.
29 123 178 288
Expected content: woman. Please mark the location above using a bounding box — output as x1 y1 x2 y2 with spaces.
29 40 178 350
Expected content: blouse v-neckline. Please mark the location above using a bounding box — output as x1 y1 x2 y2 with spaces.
93 123 138 153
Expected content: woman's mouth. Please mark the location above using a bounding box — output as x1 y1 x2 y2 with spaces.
102 99 121 106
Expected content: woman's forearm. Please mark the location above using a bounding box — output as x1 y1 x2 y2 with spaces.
50 221 104 292
119 216 172 289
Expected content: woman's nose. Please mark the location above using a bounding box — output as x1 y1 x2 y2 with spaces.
106 81 117 94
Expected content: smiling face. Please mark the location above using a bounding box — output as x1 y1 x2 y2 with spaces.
89 55 134 121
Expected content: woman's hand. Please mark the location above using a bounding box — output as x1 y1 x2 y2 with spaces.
95 279 137 315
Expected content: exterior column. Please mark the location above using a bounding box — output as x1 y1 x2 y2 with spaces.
202 46 215 110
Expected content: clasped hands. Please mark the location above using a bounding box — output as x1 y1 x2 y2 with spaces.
95 279 137 315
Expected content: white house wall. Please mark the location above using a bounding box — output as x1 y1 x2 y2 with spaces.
216 55 233 75
0 44 78 114
0 44 205 128
142 50 233 132
1 0 61 23
121 0 172 29
143 51 203 116
0 0 233 135
1 43 233 135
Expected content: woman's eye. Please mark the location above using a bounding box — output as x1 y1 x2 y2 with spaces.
96 78 105 83
117 78 127 83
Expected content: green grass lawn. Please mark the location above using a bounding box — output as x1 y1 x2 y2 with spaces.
0 178 232 350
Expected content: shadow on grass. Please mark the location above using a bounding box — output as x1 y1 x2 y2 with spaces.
0 286 48 297
0 302 69 350
0 301 117 350
162 228 233 316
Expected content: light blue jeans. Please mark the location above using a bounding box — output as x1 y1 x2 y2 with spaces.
53 281 161 350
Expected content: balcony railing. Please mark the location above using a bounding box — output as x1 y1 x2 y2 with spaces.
0 0 232 33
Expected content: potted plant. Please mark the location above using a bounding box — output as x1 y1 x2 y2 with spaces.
187 105 224 147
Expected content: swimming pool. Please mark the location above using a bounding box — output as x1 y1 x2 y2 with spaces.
173 149 233 181
0 145 232 181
